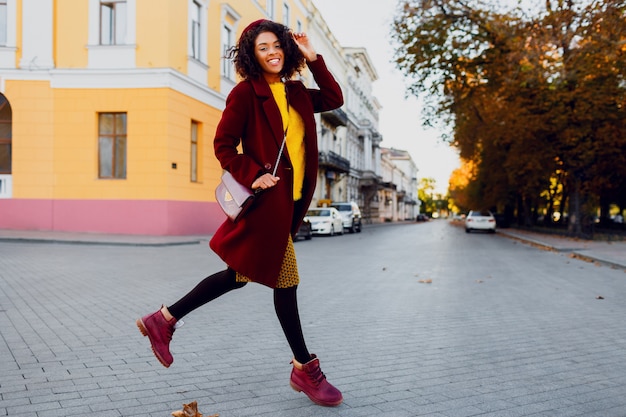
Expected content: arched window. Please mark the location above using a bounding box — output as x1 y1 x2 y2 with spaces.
0 94 11 175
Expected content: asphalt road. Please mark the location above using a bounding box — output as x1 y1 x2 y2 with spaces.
1 220 625 416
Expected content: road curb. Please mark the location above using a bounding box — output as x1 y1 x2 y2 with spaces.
0 235 204 247
498 230 626 271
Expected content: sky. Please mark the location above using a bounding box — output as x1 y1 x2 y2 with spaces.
312 0 460 194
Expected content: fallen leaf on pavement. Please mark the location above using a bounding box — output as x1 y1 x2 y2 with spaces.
171 401 218 417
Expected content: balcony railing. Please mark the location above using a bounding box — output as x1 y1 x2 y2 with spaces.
321 108 348 127
318 150 350 173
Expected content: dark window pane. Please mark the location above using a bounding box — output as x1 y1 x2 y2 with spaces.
0 144 11 173
0 94 12 174
99 136 113 177
191 121 198 182
0 123 11 138
190 142 197 182
99 112 127 179
115 113 126 132
115 136 126 178
99 113 114 134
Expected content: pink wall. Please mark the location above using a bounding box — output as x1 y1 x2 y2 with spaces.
0 199 226 235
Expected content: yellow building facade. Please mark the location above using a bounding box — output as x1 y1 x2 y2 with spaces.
0 0 311 235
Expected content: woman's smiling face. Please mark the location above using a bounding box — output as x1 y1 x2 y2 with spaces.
254 31 284 82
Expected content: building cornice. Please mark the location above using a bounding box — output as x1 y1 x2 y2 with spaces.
1 68 226 110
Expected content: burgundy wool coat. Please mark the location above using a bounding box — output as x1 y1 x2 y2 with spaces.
209 55 343 288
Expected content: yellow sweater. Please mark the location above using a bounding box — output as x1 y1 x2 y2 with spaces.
269 82 306 201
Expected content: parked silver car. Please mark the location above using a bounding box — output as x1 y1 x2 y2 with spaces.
331 202 362 233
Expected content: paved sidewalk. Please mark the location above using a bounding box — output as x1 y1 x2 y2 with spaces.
496 228 626 270
0 229 207 247
1 223 626 417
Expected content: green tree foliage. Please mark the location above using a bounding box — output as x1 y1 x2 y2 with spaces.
418 177 438 214
392 0 626 236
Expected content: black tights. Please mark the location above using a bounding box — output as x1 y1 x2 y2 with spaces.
167 269 311 364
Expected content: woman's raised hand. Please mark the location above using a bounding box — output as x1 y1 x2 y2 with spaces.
292 32 317 62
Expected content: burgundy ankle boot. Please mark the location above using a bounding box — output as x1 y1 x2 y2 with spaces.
136 306 177 368
290 354 343 407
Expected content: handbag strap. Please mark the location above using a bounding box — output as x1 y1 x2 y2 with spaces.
271 84 289 177
272 132 287 177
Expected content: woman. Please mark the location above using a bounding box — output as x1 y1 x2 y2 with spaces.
136 19 344 407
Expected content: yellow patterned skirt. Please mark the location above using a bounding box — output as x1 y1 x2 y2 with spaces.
235 235 300 288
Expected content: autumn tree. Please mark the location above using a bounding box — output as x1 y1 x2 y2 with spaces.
534 0 626 234
392 0 626 237
448 159 475 213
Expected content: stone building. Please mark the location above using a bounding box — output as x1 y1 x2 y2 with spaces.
0 0 417 234
379 147 419 222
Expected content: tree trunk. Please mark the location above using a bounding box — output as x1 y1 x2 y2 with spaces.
568 176 583 237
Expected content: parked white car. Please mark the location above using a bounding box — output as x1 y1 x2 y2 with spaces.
306 207 344 236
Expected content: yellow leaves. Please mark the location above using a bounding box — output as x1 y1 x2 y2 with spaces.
448 158 478 212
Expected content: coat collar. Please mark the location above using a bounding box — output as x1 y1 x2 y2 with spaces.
249 77 285 147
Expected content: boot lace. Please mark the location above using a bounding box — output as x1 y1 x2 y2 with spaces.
159 316 179 342
306 364 326 387
165 325 174 341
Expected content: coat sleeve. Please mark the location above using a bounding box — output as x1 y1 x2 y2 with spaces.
306 55 344 113
214 82 265 189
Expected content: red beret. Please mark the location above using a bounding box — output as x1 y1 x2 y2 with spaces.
241 19 270 37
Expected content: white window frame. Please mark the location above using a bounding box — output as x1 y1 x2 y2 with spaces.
267 0 275 19
99 0 127 45
190 0 202 61
188 0 208 63
0 92 10 198
282 2 289 27
220 4 240 94
187 0 209 85
0 175 10 198
0 0 7 46
221 24 234 80
87 0 136 68
0 0 16 68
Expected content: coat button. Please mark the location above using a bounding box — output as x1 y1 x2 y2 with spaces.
264 163 272 170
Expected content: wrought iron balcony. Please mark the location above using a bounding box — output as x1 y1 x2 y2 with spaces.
318 150 350 173
359 170 381 187
379 181 397 191
321 108 348 127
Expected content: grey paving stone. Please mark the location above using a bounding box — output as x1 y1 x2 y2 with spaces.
1 222 626 416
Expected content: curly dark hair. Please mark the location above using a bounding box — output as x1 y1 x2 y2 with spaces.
226 20 306 81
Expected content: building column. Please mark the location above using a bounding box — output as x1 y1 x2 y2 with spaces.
363 133 372 171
